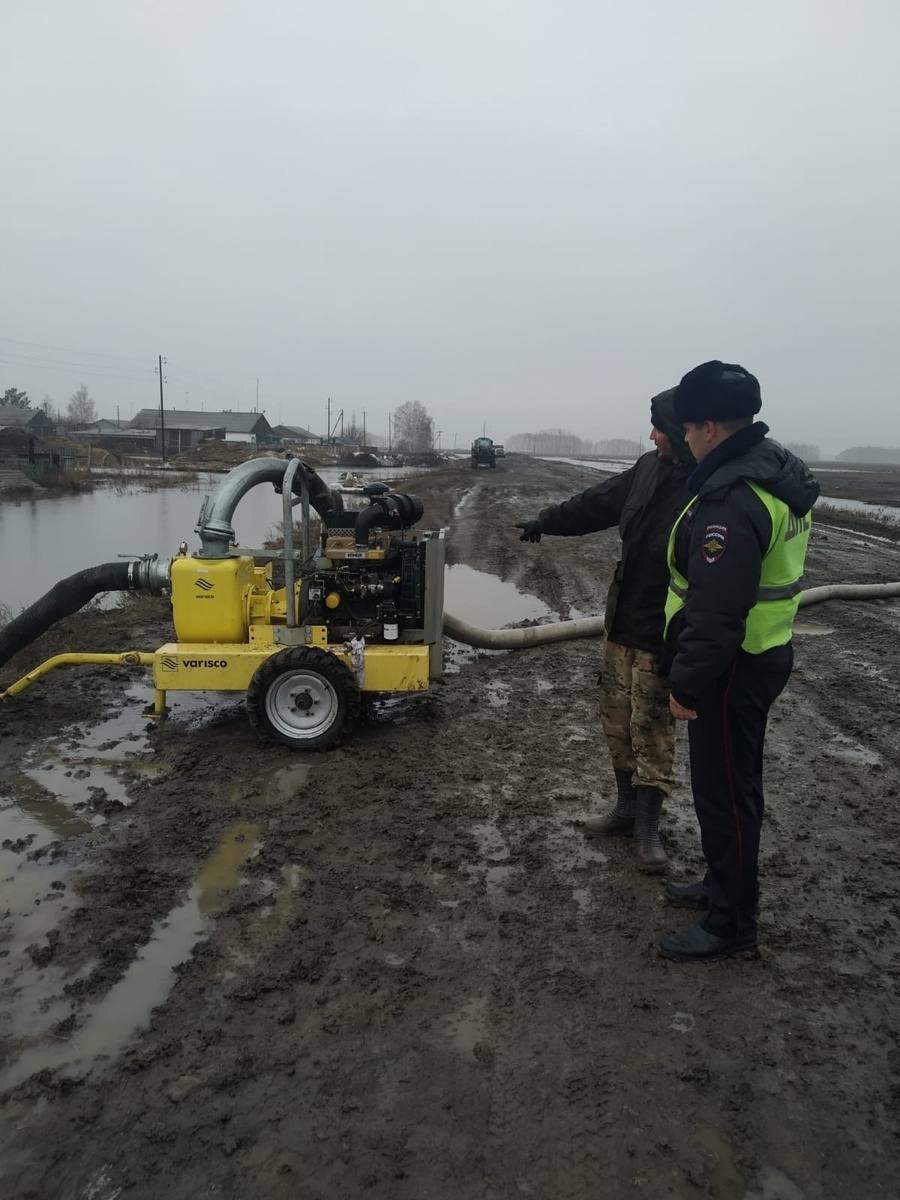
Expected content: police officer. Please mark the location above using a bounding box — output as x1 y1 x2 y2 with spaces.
660 361 820 961
517 389 695 872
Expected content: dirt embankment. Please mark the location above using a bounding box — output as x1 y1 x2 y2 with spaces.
1 455 899 1200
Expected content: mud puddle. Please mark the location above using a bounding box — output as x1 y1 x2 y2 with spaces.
0 689 158 1054
0 821 260 1089
442 564 551 675
444 563 551 627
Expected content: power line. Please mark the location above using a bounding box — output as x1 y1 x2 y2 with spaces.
0 349 151 376
0 335 149 364
0 354 154 385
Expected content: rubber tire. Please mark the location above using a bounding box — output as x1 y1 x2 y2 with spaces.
247 646 360 751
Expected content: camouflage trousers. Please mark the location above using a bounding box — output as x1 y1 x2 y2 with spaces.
599 638 676 796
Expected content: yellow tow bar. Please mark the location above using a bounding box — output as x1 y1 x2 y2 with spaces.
0 652 156 702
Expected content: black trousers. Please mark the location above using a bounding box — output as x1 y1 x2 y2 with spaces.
687 643 793 940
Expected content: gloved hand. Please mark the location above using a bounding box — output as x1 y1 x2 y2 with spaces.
515 520 542 543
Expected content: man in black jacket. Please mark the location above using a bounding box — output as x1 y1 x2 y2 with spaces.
517 389 695 872
660 361 820 961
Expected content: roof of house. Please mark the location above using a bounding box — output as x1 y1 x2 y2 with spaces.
129 408 273 434
271 423 319 441
0 406 51 428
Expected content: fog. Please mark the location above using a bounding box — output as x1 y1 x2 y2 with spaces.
2 1 898 457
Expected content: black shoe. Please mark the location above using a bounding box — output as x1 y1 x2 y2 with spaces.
658 922 758 962
665 879 709 910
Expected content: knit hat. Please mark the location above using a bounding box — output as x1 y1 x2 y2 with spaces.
649 387 694 465
673 361 762 423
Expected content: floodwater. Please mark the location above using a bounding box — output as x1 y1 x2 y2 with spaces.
0 467 429 614
814 494 900 521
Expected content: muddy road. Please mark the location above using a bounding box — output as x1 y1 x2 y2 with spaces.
1 456 899 1199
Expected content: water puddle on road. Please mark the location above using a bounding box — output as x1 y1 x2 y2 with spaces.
693 1120 745 1198
792 620 834 636
442 995 488 1060
444 564 551 628
259 862 309 928
264 762 314 805
0 821 260 1090
464 820 513 891
0 695 156 1047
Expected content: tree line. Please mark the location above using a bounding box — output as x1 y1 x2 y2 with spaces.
2 385 97 424
506 429 643 457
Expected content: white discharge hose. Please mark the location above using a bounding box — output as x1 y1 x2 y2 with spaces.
442 582 900 649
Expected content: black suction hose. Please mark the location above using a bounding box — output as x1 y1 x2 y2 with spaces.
0 562 138 671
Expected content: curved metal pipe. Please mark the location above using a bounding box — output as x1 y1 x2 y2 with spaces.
195 457 342 558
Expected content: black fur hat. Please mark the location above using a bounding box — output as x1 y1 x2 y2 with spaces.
674 361 762 423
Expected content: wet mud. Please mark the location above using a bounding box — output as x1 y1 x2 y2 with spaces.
1 456 899 1199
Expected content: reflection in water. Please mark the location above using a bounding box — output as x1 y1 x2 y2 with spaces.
444 564 552 628
195 820 260 916
0 821 260 1089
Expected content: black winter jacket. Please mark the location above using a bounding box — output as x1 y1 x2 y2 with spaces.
536 393 694 653
667 423 820 708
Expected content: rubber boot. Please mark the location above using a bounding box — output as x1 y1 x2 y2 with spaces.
633 786 668 873
583 768 636 838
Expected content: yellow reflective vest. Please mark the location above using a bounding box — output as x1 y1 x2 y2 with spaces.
665 482 811 654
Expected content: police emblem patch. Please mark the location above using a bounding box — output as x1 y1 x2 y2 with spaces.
702 523 728 563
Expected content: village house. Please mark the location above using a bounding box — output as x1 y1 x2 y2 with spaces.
129 408 275 455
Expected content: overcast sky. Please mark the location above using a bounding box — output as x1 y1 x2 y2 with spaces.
2 0 897 455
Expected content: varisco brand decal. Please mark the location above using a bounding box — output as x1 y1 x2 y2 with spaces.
181 658 229 668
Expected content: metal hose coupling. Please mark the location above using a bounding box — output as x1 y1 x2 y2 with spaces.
124 554 173 593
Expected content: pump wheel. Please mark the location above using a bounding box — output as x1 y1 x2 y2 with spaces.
247 647 360 751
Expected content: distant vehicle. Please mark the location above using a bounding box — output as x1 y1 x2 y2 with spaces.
471 437 496 468
494 445 505 458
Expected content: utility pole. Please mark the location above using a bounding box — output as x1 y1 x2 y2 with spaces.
388 412 392 452
435 429 442 450
340 410 344 438
362 409 367 447
116 404 120 428
156 354 167 462
327 397 331 444
256 379 259 412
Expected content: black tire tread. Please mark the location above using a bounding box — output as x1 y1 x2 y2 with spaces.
246 646 360 751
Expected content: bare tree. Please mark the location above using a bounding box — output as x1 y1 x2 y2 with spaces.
392 401 434 452
67 383 97 425
40 395 56 421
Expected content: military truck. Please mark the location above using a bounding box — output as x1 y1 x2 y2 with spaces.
471 437 496 468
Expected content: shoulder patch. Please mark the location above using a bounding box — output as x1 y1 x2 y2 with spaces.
702 523 728 563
